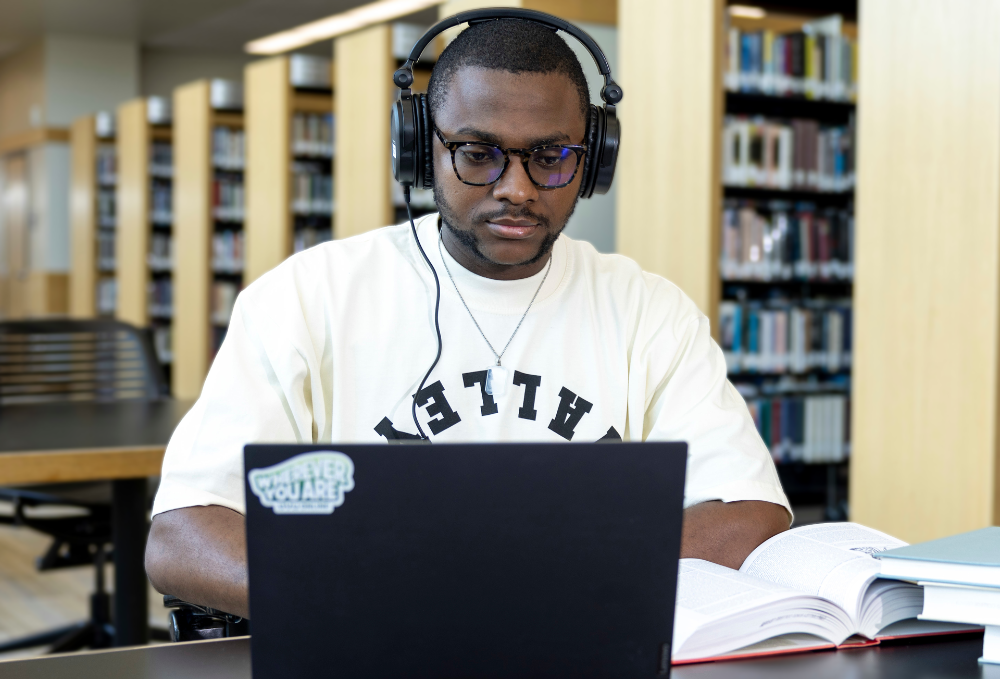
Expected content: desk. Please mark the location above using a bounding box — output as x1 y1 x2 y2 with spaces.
0 634 993 679
0 400 193 647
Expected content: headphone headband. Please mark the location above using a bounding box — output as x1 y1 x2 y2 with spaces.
393 8 623 105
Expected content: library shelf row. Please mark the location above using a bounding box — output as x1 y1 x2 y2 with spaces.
725 92 854 125
723 186 853 205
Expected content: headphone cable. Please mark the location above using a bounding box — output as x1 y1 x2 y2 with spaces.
406 186 442 441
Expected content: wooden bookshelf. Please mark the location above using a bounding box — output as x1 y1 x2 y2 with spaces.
245 55 334 285
116 97 174 378
618 0 859 520
69 113 117 319
173 80 246 399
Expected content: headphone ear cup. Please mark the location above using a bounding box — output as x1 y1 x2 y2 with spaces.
578 104 601 199
391 93 419 187
415 94 435 190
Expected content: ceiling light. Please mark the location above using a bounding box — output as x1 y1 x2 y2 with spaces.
246 0 446 55
728 5 767 19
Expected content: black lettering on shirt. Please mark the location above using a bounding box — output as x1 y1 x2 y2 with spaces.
462 371 499 416
374 417 424 443
598 426 622 442
415 380 462 435
547 387 593 441
513 371 542 421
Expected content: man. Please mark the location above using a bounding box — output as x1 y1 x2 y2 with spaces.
146 19 790 620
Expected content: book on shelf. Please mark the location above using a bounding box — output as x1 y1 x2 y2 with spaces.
97 231 116 272
212 126 245 170
211 281 240 326
212 230 245 274
291 161 333 216
150 141 173 177
672 523 974 664
96 279 116 316
293 227 333 254
152 326 172 364
96 144 117 186
97 189 116 228
289 54 331 90
291 113 334 158
147 279 173 319
719 300 851 374
151 182 172 225
745 392 849 464
210 79 243 111
148 233 173 272
724 14 857 102
722 115 855 192
721 200 853 281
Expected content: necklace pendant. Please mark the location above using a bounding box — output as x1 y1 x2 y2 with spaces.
485 365 509 397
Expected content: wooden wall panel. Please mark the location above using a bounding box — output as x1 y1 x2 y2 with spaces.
244 57 291 285
334 25 394 240
850 0 1000 542
115 98 150 327
69 116 96 318
615 0 722 320
172 81 212 400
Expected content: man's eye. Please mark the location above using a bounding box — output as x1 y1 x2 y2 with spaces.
458 146 497 164
533 150 567 167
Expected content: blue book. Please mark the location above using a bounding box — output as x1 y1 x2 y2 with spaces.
880 527 1000 587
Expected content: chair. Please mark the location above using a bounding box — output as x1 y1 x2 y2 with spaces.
163 596 249 642
0 319 169 654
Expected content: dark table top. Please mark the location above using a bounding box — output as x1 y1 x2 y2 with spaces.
0 633 993 679
0 399 193 453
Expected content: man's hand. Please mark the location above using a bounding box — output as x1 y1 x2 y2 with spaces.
145 505 250 619
680 500 790 570
146 499 788 618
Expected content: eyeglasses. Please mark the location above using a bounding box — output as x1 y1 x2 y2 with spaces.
434 127 587 189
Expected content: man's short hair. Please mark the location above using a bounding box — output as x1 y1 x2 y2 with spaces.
427 18 591 123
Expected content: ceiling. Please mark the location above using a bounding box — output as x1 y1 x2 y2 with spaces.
0 0 440 57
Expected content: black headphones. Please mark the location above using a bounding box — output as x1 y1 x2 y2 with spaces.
390 7 623 199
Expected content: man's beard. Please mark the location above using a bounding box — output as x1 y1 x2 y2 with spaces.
433 184 577 268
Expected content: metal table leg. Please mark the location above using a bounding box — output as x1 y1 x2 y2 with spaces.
112 478 149 647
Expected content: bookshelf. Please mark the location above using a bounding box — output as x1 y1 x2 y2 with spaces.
69 112 117 319
244 54 334 286
172 79 245 400
116 96 174 378
618 0 858 521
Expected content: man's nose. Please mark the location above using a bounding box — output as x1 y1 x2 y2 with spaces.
492 157 539 204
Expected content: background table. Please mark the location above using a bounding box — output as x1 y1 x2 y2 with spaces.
0 633 994 679
0 399 193 647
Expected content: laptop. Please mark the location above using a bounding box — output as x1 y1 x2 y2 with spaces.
244 442 687 679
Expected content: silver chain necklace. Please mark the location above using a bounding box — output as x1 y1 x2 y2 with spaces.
438 230 552 397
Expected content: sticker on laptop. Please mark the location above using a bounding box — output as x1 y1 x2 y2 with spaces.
248 451 355 515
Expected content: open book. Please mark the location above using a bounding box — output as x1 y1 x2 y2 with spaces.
673 523 976 664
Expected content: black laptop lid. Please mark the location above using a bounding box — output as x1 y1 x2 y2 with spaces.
245 442 687 679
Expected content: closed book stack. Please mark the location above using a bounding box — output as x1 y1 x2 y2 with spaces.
880 528 998 662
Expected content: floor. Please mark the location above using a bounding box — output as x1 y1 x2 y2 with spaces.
0 522 167 661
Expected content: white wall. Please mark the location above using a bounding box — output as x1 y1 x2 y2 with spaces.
44 35 139 126
141 49 257 97
561 22 618 254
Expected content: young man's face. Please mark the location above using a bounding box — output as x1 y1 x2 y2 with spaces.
433 66 588 280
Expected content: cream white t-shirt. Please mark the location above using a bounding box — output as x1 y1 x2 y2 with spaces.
152 214 790 517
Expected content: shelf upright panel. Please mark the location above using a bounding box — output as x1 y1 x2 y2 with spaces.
116 98 152 328
115 96 175 380
245 55 333 285
173 79 245 399
335 25 392 240
173 81 214 400
850 0 1000 543
69 115 98 318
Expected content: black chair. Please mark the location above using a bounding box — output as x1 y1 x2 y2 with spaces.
163 596 249 642
0 319 169 654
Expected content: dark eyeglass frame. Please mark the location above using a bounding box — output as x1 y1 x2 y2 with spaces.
434 127 587 189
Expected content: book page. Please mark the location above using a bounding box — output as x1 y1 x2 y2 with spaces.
674 559 851 659
738 523 906 623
